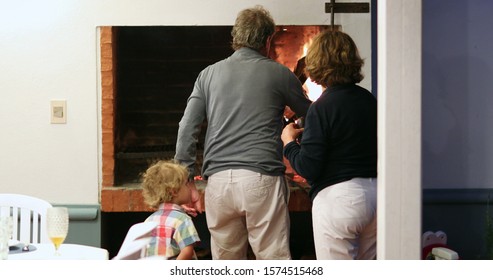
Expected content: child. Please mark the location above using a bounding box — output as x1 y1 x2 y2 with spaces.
141 160 201 260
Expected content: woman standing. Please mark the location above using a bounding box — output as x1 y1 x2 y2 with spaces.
281 30 377 260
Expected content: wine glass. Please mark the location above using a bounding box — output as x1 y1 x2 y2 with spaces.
46 207 69 255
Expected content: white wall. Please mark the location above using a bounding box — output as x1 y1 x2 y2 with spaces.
0 0 371 204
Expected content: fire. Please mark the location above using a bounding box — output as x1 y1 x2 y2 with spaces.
301 41 323 101
303 78 323 101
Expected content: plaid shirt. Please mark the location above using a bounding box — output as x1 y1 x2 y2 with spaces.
144 203 200 259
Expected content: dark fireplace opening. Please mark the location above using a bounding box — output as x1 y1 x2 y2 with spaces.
113 26 230 185
113 25 327 186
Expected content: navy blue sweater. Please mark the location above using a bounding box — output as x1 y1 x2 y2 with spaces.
283 84 377 200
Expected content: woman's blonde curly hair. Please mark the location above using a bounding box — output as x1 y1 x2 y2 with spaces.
141 160 189 208
305 30 364 87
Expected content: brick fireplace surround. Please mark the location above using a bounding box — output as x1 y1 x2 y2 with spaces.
99 26 318 213
99 26 146 212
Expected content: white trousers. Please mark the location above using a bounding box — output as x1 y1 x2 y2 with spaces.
205 169 291 260
312 178 377 260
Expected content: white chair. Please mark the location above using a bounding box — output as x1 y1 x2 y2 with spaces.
113 221 158 260
112 237 153 260
0 193 52 244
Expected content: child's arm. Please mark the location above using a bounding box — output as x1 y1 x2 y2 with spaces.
176 245 195 260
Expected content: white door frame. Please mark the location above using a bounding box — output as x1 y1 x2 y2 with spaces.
377 0 422 259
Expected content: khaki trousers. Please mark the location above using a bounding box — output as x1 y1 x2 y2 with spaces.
205 169 291 260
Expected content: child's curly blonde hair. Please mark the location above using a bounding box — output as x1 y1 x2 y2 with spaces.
141 160 189 208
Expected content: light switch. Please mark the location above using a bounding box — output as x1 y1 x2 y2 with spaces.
50 100 66 124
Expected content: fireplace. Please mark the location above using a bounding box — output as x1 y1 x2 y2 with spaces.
113 26 233 186
100 25 328 212
99 25 331 260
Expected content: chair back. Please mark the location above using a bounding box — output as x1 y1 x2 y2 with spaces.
0 193 53 244
113 221 158 260
112 237 153 260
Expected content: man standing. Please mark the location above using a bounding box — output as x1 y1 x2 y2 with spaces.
175 5 311 260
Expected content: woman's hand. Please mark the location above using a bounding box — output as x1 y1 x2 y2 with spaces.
281 123 304 146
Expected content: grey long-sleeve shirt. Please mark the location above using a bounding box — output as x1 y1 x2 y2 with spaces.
175 47 311 179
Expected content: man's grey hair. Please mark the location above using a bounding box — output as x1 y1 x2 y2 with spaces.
231 5 275 51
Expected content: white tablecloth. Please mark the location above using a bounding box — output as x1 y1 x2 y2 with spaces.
8 243 109 260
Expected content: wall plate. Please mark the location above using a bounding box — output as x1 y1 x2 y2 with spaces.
51 100 66 124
